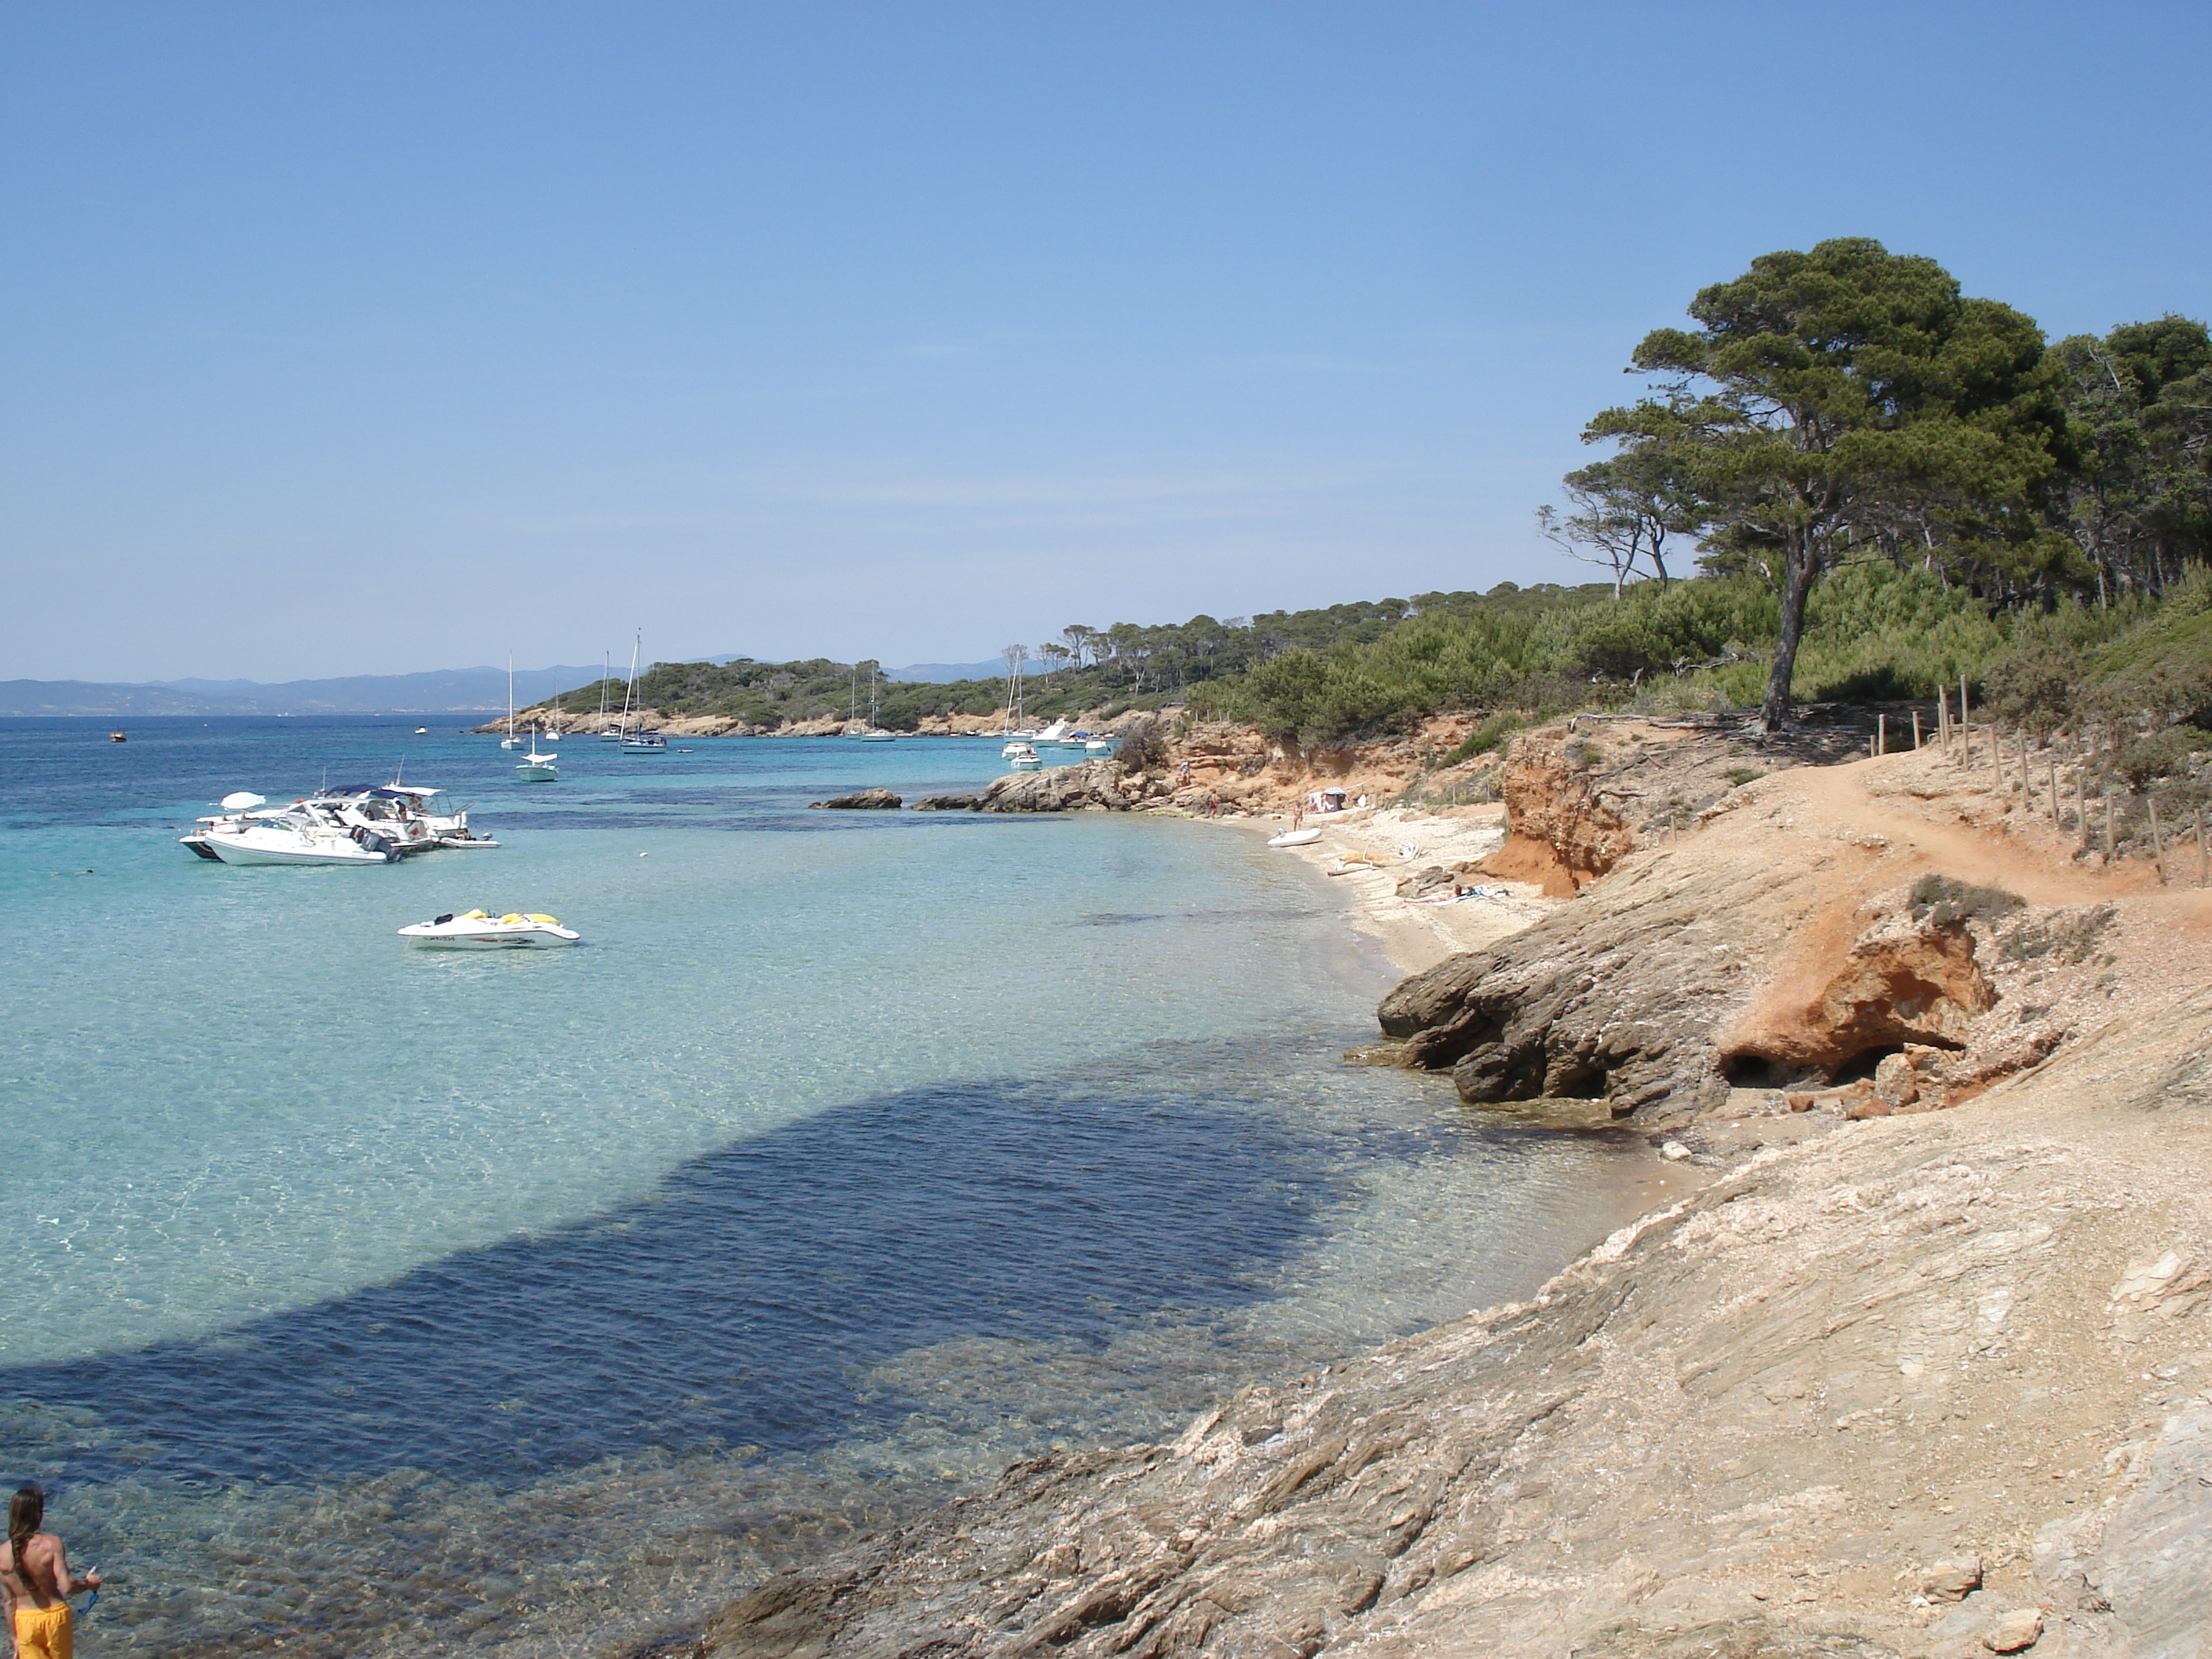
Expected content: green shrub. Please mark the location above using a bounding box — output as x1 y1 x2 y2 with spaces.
1909 873 2026 926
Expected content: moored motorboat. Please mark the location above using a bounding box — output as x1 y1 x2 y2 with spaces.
203 808 405 864
516 745 559 781
397 909 580 947
182 784 494 859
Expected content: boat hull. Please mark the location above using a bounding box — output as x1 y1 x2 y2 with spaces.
398 917 579 948
206 835 397 865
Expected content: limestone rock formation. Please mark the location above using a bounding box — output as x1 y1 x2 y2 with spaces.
911 793 982 812
808 788 902 810
693 976 2212 1659
1375 854 1767 1115
977 760 1131 814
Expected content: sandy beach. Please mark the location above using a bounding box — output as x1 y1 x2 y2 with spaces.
1206 800 1555 976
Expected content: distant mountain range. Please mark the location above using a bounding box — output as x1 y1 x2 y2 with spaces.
0 666 614 717
884 659 1038 684
0 657 1052 715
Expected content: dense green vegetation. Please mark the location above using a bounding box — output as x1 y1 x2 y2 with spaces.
1553 239 2210 729
543 589 1588 731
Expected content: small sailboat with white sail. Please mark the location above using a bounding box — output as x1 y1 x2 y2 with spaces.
617 633 668 752
500 654 524 749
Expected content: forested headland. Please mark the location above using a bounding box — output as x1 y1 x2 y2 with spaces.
555 239 2209 786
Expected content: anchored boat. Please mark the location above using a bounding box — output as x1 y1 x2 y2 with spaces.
397 910 580 948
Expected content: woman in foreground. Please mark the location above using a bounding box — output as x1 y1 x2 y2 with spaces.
2 1487 99 1659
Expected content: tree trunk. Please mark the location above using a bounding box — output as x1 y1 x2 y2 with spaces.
1760 536 1814 732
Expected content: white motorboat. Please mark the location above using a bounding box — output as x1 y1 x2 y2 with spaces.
397 909 580 948
1002 740 1037 760
1266 827 1324 848
181 790 276 859
183 785 494 859
1085 737 1113 754
203 808 405 865
314 783 493 850
1034 719 1073 743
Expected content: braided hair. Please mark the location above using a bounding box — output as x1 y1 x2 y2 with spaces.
7 1486 42 1589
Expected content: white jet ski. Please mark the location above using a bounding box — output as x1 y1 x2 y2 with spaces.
397 910 580 948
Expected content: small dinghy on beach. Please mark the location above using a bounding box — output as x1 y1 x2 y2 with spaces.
1266 827 1323 848
397 910 580 948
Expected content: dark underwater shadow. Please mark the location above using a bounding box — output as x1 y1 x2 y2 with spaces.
2 1052 1353 1492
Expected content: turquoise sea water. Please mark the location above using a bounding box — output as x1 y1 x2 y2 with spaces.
0 717 1665 1656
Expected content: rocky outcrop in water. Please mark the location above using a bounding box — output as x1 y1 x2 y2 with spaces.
809 788 903 809
978 761 1131 814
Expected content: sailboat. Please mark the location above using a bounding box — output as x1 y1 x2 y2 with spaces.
597 651 622 740
618 633 667 753
859 667 895 740
515 739 559 782
544 670 563 741
500 654 524 749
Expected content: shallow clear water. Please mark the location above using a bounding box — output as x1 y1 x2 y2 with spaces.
0 717 1667 1655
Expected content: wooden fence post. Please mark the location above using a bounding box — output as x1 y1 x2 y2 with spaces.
2198 806 2207 888
2148 797 2169 885
1912 708 1923 750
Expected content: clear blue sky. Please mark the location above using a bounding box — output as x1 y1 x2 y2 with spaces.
5 1 2209 682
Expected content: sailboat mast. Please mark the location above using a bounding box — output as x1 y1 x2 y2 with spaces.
507 652 515 742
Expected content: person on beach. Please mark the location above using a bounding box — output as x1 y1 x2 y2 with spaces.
4 1486 98 1659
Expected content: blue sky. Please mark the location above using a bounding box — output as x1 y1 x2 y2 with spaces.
4 1 2209 681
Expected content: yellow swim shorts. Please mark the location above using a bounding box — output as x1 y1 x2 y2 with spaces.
13 1600 74 1659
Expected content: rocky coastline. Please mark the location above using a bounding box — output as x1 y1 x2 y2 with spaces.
643 714 2212 1658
